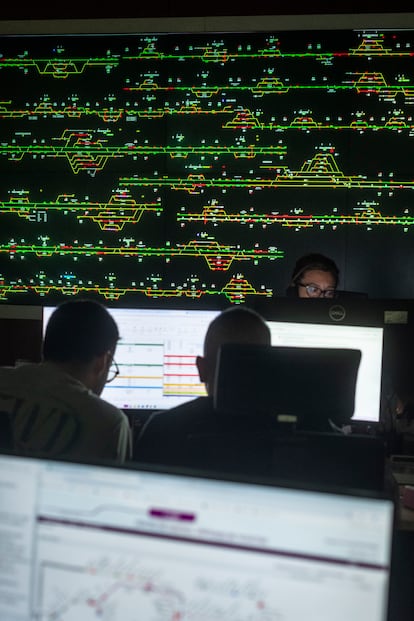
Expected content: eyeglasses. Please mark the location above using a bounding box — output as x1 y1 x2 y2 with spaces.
106 358 120 383
298 283 337 299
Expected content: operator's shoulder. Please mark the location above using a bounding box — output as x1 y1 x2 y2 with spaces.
144 397 213 431
86 393 129 423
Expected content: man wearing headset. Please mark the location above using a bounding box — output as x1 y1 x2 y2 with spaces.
286 252 339 299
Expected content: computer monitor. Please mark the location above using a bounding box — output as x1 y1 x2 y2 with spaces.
42 305 383 419
0 452 395 621
267 321 384 423
214 343 362 429
42 306 220 410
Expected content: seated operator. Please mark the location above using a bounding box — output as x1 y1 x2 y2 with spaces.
133 305 271 466
286 252 339 299
0 299 132 463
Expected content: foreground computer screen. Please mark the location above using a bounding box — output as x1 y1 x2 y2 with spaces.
0 452 395 621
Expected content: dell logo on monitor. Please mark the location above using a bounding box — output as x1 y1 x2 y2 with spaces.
329 304 347 322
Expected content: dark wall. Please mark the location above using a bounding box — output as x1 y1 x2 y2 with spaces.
1 2 413 20
0 318 42 366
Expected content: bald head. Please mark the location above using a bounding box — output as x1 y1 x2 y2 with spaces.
197 306 271 396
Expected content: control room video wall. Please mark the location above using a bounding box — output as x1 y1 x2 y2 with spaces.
2 25 414 307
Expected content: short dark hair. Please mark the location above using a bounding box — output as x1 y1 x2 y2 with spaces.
291 252 339 287
43 300 119 364
204 306 271 362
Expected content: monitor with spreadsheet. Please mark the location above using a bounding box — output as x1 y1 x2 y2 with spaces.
0 452 395 621
42 306 383 419
42 306 220 410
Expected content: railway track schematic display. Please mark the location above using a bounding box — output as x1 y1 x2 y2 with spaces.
1 27 414 305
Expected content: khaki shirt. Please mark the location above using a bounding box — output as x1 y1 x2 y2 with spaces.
0 362 132 463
